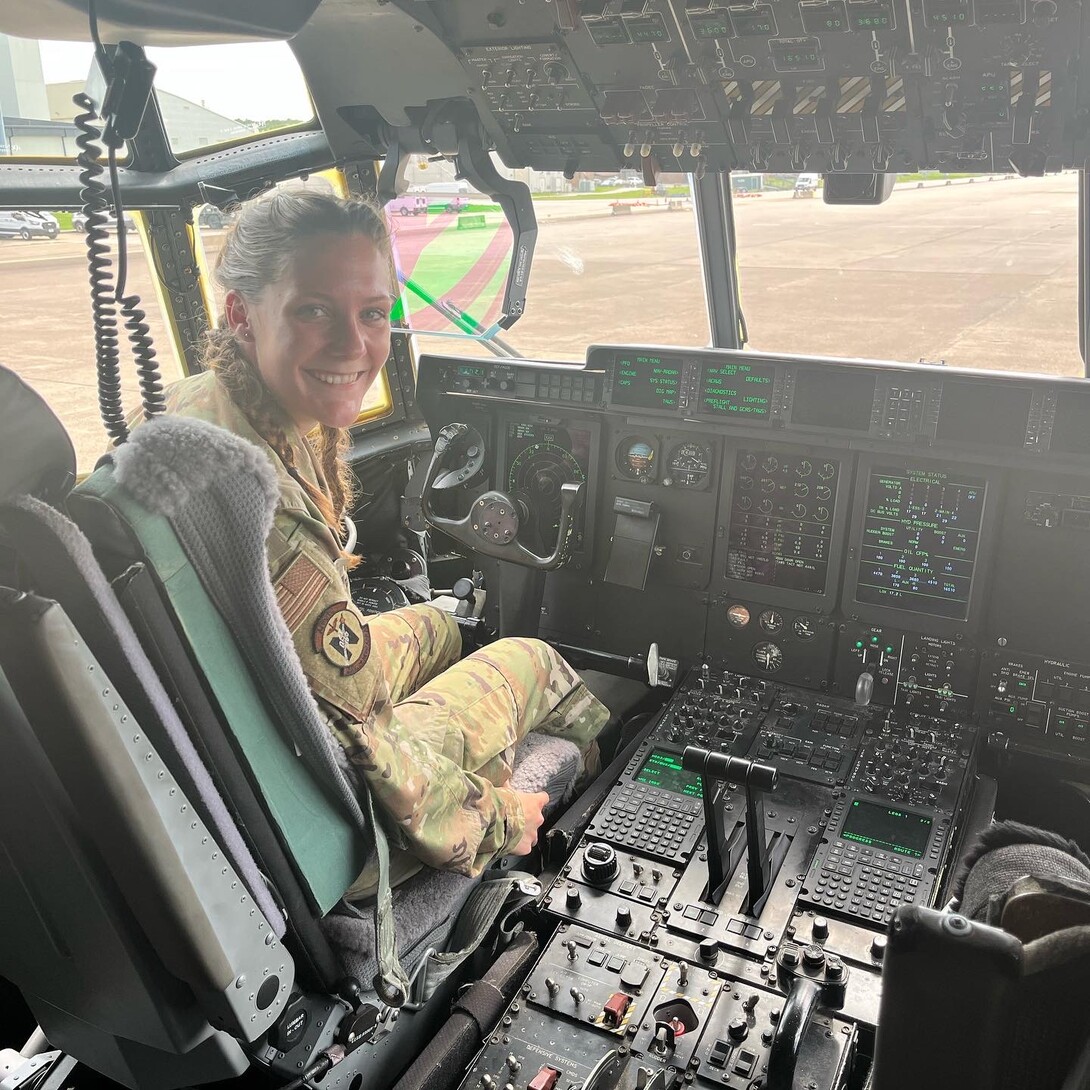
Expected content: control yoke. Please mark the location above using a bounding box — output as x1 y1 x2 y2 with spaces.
421 423 584 571
682 747 784 915
377 100 538 330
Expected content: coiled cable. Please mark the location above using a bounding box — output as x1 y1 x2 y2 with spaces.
74 91 127 445
109 148 164 417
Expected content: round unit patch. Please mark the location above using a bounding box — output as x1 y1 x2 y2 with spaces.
312 601 370 676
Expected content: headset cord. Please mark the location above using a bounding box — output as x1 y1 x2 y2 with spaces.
108 148 164 419
74 90 128 445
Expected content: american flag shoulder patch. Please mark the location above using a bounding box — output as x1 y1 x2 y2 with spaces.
275 552 330 633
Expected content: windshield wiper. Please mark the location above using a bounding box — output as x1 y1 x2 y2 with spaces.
398 273 523 359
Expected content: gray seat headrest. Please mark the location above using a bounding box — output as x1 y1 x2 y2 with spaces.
0 365 76 504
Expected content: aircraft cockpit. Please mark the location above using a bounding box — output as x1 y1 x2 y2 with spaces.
1 2 1090 1089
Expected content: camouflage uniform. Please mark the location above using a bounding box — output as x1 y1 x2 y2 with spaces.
161 371 608 897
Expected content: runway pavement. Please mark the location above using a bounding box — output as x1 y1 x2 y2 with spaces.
1 172 1082 469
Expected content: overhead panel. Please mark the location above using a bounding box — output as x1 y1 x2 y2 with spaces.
369 0 1088 175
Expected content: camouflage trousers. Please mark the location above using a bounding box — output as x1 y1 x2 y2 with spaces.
343 604 607 900
369 603 605 786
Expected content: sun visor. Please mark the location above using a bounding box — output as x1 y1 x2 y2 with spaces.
0 367 76 505
0 0 322 46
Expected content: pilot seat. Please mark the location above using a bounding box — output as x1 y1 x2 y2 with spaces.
0 364 594 1089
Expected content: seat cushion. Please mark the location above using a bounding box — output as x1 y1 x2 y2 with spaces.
322 734 581 984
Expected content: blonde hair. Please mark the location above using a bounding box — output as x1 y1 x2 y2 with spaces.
199 189 391 562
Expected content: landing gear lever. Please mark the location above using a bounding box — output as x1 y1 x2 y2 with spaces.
682 747 781 913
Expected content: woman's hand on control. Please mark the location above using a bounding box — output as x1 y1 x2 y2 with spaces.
513 790 550 855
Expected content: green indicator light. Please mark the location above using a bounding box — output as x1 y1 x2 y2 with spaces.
855 641 864 649
871 636 879 644
885 646 894 654
1009 705 1017 714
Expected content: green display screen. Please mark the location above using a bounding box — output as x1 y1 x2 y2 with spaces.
729 5 776 36
627 13 669 41
975 0 1022 24
841 799 932 858
613 354 682 411
587 16 631 45
772 39 823 70
635 749 704 798
801 2 848 33
924 0 971 25
699 362 773 417
690 11 732 38
846 2 893 31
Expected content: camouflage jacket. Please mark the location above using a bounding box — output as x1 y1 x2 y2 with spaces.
161 372 526 887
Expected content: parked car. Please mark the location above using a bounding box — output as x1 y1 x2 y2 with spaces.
71 209 137 233
197 204 236 229
386 194 427 217
0 210 60 239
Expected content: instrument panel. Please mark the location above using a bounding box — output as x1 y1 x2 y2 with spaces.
419 346 1090 766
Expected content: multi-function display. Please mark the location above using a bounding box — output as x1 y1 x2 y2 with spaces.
699 362 774 418
841 799 932 858
935 381 1031 449
727 450 840 593
855 467 986 621
635 749 704 798
611 353 682 411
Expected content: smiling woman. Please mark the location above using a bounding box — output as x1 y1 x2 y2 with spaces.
173 190 394 540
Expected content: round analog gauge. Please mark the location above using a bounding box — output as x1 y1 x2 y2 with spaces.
739 475 755 491
668 441 711 489
797 459 813 477
761 454 779 473
739 452 758 471
760 477 776 493
752 642 784 672
818 461 836 480
759 609 784 634
814 506 831 522
794 482 809 498
616 436 656 481
727 603 751 629
791 503 807 519
816 485 833 501
738 495 753 511
793 616 817 641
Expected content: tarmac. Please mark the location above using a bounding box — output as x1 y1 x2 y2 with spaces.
2 171 1081 469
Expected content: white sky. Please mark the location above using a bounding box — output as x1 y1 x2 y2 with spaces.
38 39 313 122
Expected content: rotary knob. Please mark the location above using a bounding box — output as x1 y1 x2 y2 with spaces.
582 842 619 884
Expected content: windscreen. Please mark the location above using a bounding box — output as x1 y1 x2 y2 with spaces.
392 161 710 362
733 172 1082 378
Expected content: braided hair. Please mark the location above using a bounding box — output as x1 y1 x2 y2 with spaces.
198 189 391 560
